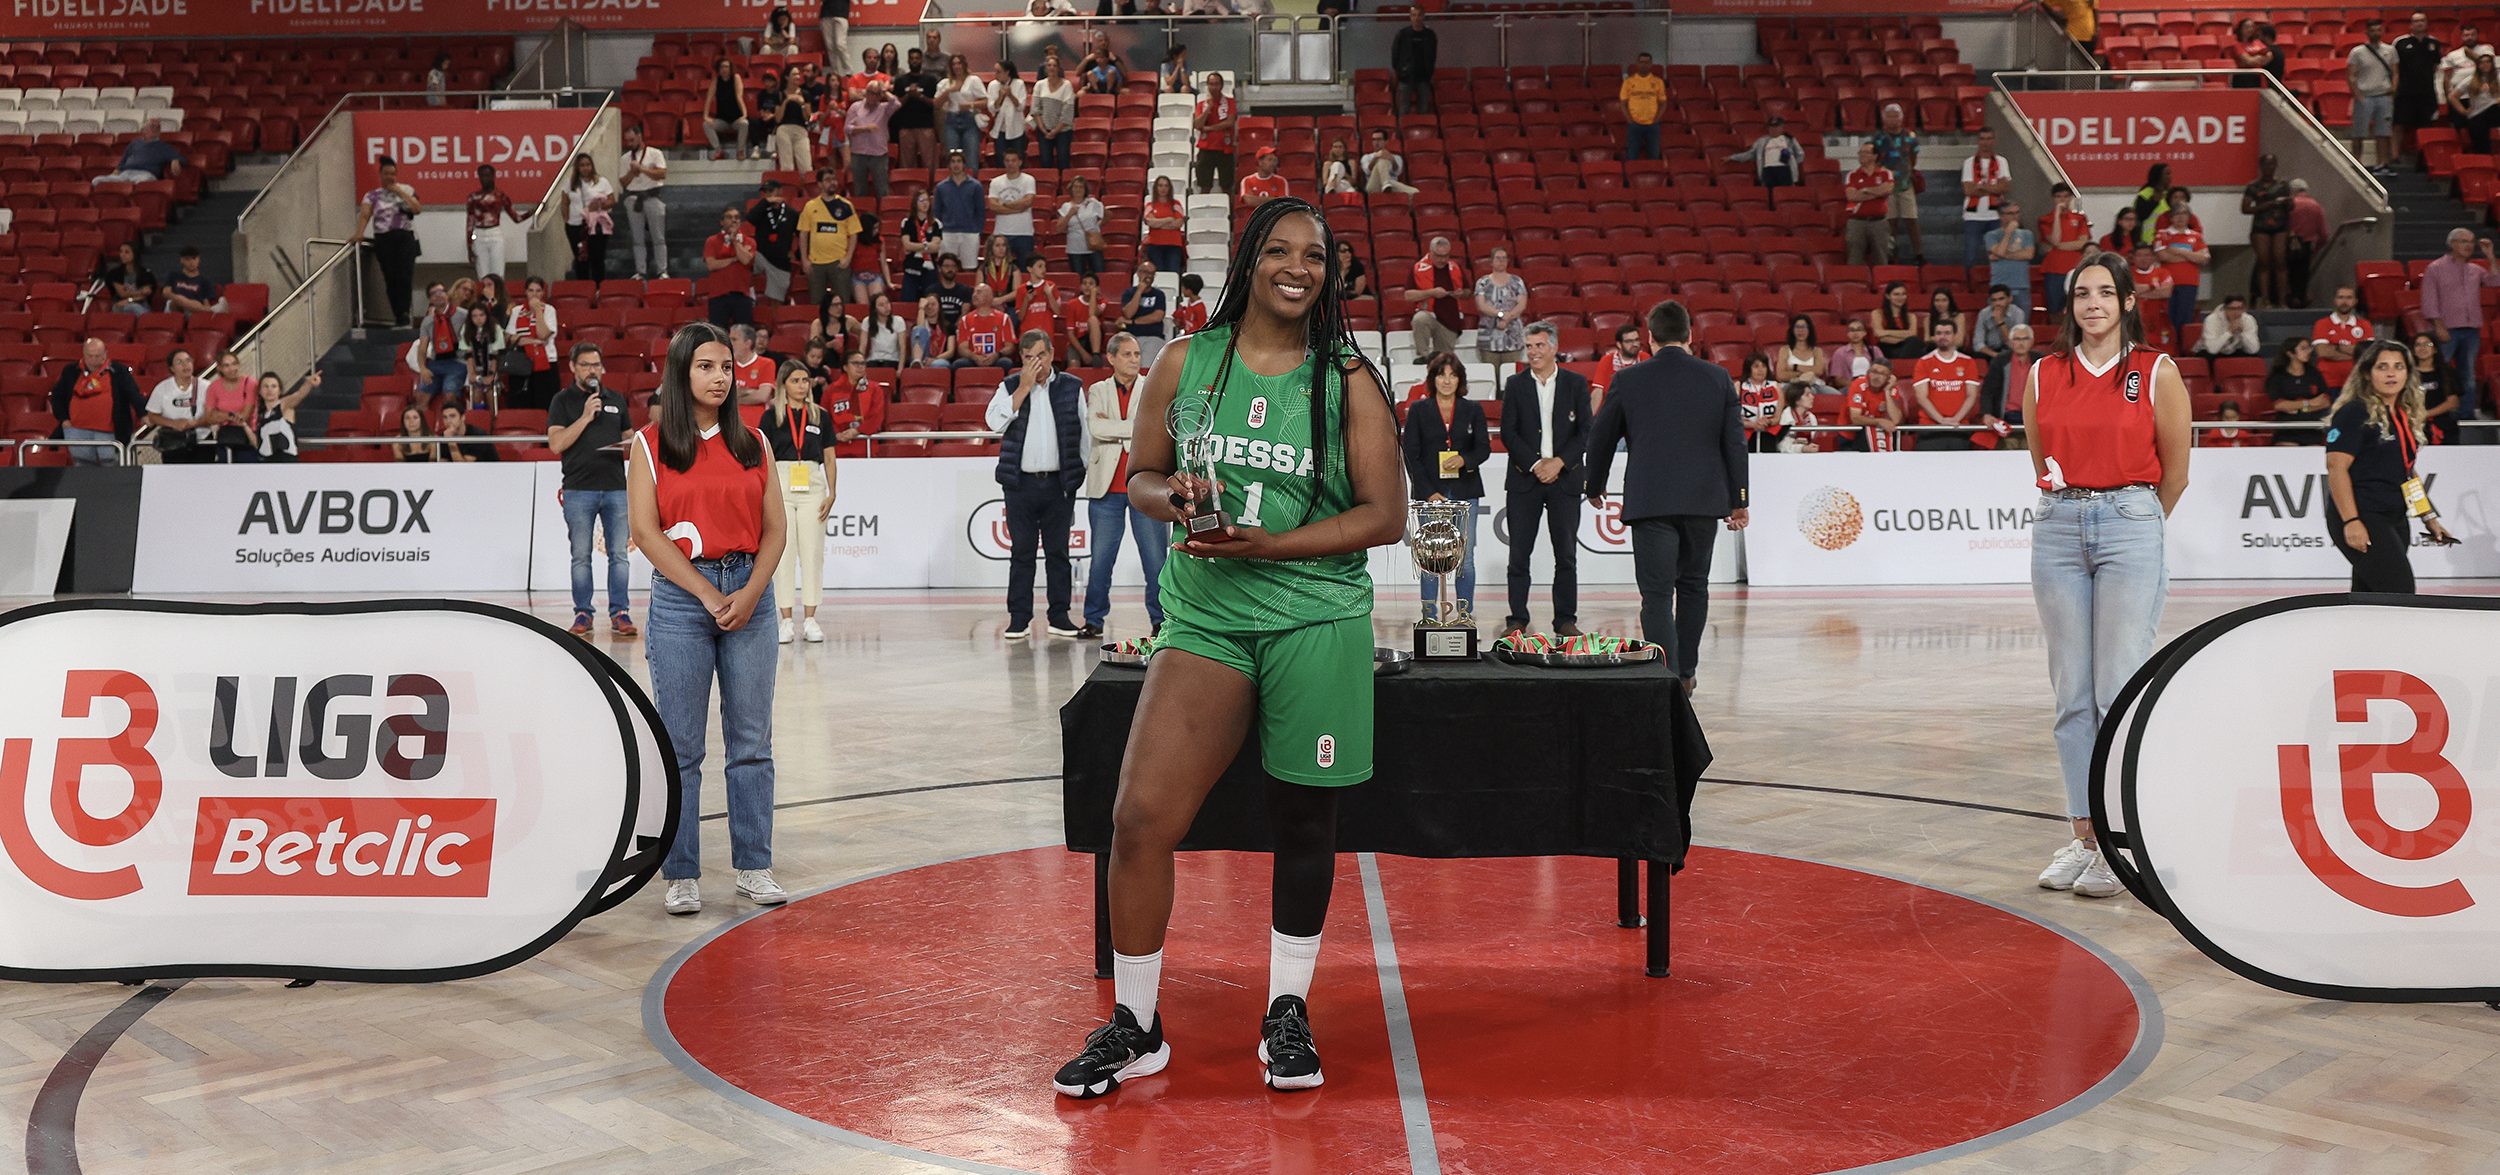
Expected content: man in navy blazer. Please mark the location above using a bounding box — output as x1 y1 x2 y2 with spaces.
1497 323 1592 636
1583 301 1750 689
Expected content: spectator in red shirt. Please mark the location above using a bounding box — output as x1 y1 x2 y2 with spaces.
957 283 1019 369
2151 207 2208 342
1407 235 1468 360
49 337 144 465
704 205 760 328
1842 358 1904 452
1171 272 1209 336
1591 323 1650 413
1191 74 1238 196
1064 271 1107 367
1240 147 1290 206
1910 319 1984 450
821 349 887 453
465 163 518 281
1142 174 1188 277
2036 183 2093 317
2310 284 2371 388
1844 143 1896 265
730 324 779 424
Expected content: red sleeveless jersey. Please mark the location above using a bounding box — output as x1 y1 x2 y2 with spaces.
2031 345 2167 491
633 423 769 559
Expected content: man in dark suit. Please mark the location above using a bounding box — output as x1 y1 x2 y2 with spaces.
1498 322 1592 637
1584 301 1750 690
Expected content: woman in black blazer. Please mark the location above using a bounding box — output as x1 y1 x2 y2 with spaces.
1402 353 1491 623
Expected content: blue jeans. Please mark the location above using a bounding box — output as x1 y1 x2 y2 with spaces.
563 488 631 618
423 356 468 401
2167 288 2198 345
2031 488 2167 819
649 555 779 880
1083 493 1168 629
1625 122 1659 161
943 112 982 164
63 424 117 465
1962 220 1994 268
1034 130 1072 168
2043 268 2070 318
2444 327 2482 438
1003 473 1076 626
1005 234 1034 265
1417 497 1479 616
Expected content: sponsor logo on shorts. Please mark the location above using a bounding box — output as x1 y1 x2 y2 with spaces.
1315 734 1336 768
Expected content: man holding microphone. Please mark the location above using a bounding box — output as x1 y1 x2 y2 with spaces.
546 342 637 640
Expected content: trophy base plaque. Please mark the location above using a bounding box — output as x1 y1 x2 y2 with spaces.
1182 510 1235 543
1413 624 1479 661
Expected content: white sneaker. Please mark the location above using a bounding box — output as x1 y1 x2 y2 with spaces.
663 878 701 915
2037 839 2095 891
778 619 794 644
802 617 825 642
736 869 788 905
2071 853 2122 899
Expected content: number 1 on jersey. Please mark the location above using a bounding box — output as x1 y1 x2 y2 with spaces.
1237 481 1266 528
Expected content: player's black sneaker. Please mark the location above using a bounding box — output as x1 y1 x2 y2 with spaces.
1051 1004 1169 1099
1258 995 1324 1091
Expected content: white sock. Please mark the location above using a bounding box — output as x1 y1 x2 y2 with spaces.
1113 949 1163 1025
1268 929 1322 1007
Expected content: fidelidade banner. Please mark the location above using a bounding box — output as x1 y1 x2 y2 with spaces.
353 108 598 208
2010 89 2262 188
4 0 829 39
2092 595 2500 1002
0 600 673 982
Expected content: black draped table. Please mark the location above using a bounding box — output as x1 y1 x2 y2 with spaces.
1059 655 1709 977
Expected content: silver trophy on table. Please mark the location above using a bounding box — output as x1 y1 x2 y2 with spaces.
1408 498 1478 660
1166 392 1232 542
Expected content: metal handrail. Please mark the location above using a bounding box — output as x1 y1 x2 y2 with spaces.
524 95 620 238
236 88 605 227
1985 74 2076 198
223 236 363 377
1993 67 2388 205
507 20 587 93
11 437 128 466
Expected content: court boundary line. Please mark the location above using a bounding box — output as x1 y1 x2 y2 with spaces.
1359 852 1443 1175
26 979 187 1175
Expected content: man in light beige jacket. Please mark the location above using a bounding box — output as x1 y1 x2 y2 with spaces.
1080 333 1166 639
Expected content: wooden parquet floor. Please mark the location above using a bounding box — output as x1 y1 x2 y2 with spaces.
7 584 2499 1175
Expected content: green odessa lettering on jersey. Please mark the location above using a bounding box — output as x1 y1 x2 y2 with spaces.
1155 325 1374 634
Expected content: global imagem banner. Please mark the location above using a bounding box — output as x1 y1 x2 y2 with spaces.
0 600 671 982
2093 596 2500 1002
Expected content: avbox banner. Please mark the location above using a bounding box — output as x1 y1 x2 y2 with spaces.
353 108 597 208
0 600 672 982
2092 596 2500 1002
2 0 831 39
2011 90 2262 188
133 463 538 594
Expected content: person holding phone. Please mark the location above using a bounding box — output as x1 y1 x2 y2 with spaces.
548 342 637 639
2327 339 2458 591
629 323 788 916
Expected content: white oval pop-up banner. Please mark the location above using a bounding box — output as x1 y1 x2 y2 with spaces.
0 600 676 982
2092 594 2500 1003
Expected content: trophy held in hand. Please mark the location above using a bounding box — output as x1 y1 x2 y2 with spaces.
1167 392 1233 543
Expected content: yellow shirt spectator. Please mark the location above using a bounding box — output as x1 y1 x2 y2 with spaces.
1618 72 1667 127
798 194 863 267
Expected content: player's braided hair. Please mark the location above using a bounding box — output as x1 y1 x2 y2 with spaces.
1196 197 1384 512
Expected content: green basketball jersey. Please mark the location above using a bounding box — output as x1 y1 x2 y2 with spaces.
1156 325 1375 633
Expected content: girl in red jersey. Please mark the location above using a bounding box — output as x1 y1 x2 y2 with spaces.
1736 352 1781 452
2024 253 2191 900
629 322 790 917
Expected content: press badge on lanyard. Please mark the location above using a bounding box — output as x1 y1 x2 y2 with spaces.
2395 418 2433 517
786 416 817 491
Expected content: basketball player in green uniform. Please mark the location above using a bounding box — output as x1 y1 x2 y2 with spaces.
1052 198 1406 1098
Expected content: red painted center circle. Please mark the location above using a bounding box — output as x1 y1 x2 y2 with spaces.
661 847 2144 1173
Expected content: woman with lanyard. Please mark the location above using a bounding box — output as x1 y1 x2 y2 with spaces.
2025 252 2191 901
1080 331 1166 639
1052 197 1404 1100
629 322 789 916
2328 339 2457 592
1400 351 1489 624
762 364 837 644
